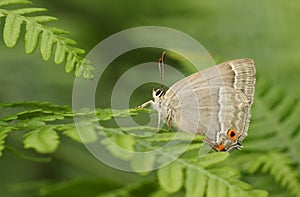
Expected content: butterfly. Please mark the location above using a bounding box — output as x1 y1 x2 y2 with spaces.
138 52 256 152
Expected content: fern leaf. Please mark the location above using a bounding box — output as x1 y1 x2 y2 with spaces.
54 41 66 64
130 136 267 197
198 152 229 167
27 15 58 23
101 134 135 160
244 152 300 197
0 1 94 78
65 52 76 73
183 159 267 197
62 127 82 143
40 30 55 60
47 26 69 35
0 127 12 156
11 8 47 14
25 22 41 54
72 47 85 55
59 37 77 45
246 78 300 162
185 168 207 197
0 0 31 7
130 151 156 174
3 13 23 47
158 162 184 193
23 126 59 153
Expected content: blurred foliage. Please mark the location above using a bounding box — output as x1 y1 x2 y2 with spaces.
1 0 300 197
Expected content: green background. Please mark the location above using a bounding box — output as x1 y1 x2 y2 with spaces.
1 0 299 196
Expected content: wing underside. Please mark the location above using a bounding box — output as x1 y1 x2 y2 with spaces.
163 59 255 141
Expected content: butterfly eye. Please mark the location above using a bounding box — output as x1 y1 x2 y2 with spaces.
227 129 237 140
155 89 164 97
155 90 161 96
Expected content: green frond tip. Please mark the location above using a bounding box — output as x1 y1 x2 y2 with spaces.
23 126 60 153
0 0 94 79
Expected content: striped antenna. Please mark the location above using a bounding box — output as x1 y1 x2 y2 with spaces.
158 51 166 86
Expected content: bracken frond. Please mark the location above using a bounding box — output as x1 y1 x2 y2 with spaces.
0 0 93 79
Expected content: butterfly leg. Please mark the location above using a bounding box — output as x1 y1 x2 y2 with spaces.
166 109 172 131
157 113 161 132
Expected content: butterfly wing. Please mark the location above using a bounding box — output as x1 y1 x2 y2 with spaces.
163 59 255 142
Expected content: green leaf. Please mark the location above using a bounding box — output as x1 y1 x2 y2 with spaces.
54 41 66 64
101 134 135 160
247 78 300 159
23 127 59 153
185 168 207 197
3 13 23 47
248 190 269 197
130 151 156 174
60 37 77 45
206 177 219 197
111 134 135 151
0 127 12 156
18 120 46 128
25 22 42 54
63 128 82 143
46 27 70 34
65 52 76 73
77 124 98 143
209 167 240 180
149 190 169 197
158 162 184 193
0 0 93 78
198 152 230 168
2 114 18 121
245 152 300 197
40 30 55 60
12 8 47 15
0 0 31 7
73 47 85 54
28 16 58 23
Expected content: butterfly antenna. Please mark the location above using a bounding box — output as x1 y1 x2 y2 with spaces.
158 51 166 88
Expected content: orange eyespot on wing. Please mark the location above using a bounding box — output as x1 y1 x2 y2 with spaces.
216 144 225 152
227 129 237 140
